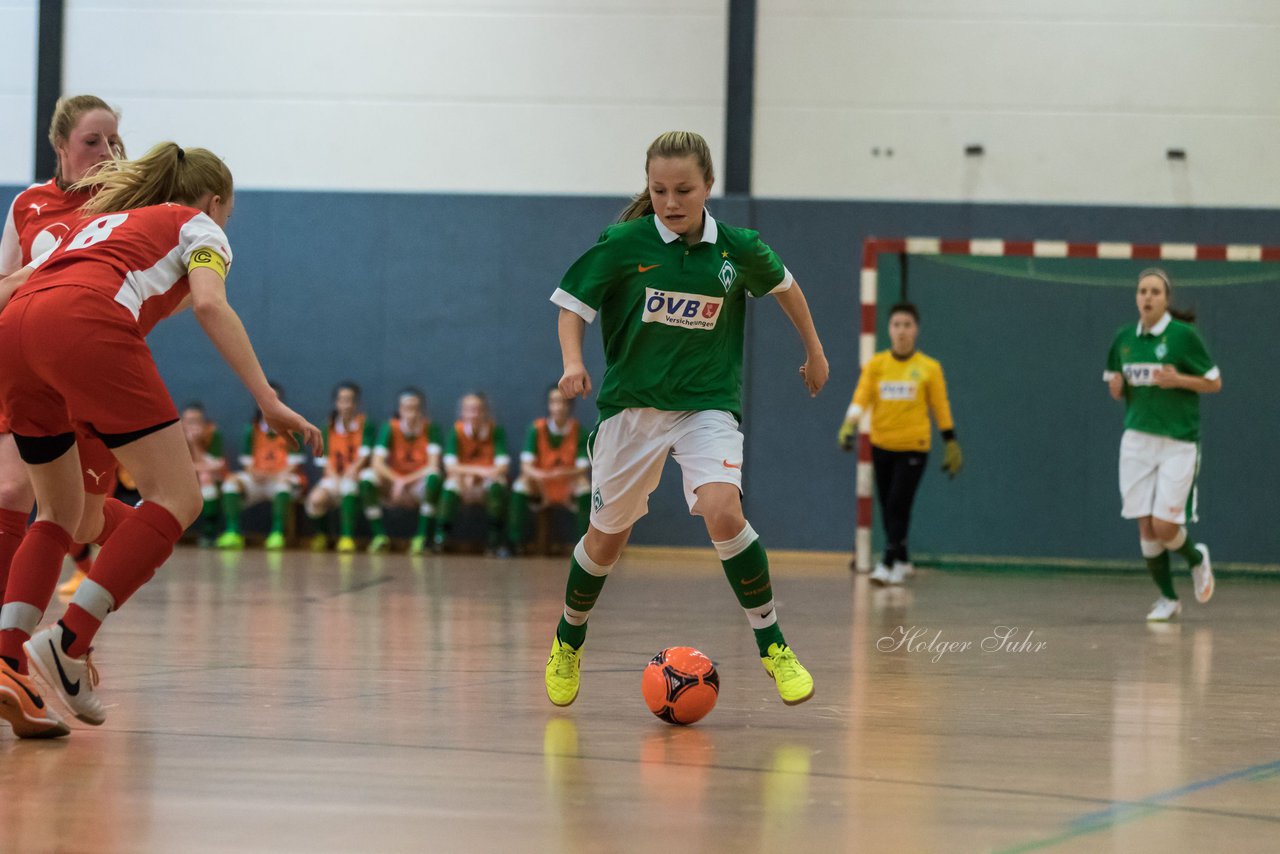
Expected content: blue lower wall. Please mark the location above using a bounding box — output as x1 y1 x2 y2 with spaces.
3 185 1277 561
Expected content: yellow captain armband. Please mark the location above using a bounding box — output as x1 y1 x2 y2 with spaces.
188 248 227 279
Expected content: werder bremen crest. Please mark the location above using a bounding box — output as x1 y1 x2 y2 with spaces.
718 259 737 291
1155 341 1168 359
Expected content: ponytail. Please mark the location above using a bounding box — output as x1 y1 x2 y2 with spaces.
76 142 232 215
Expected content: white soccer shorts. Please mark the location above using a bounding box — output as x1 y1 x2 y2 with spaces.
227 471 302 506
1119 429 1199 524
588 408 744 534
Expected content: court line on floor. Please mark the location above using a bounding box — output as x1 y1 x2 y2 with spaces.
994 758 1280 853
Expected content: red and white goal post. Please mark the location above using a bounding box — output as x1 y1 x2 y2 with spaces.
852 236 1280 572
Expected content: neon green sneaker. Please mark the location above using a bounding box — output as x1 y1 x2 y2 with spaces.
309 534 329 552
336 536 357 554
761 643 814 706
216 532 245 550
545 636 583 707
367 534 390 554
264 532 287 551
409 536 427 556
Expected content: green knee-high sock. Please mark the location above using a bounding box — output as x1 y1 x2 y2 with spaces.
439 488 460 527
306 509 326 535
486 483 509 548
222 491 243 535
575 493 591 537
271 491 291 535
339 494 359 538
419 474 442 541
508 490 530 546
201 497 221 538
1146 550 1177 599
415 505 433 538
1171 533 1203 567
556 541 612 649
718 527 786 657
486 483 508 522
359 479 385 537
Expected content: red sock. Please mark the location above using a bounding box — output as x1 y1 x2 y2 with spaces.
1 521 73 672
94 498 136 547
0 507 29 595
60 604 101 658
70 542 93 572
67 503 183 657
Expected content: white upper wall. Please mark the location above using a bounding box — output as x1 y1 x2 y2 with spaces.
755 0 1280 206
62 0 727 194
0 1 37 185
7 1 1274 206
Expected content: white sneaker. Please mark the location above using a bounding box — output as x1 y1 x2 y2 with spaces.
1145 596 1182 622
24 625 105 726
891 561 913 583
1191 543 1214 604
869 563 894 586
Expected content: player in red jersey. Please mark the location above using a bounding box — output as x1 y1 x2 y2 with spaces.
0 96 128 616
0 142 320 736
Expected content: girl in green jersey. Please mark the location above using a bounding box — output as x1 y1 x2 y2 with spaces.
544 131 829 708
1104 269 1221 621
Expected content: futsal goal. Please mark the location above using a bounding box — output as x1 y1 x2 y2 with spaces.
853 236 1280 573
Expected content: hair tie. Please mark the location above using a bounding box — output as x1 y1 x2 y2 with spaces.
177 147 185 161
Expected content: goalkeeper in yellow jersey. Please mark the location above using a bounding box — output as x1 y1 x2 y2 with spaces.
839 303 961 584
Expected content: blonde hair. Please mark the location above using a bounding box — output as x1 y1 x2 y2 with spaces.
619 131 715 222
48 94 124 182
76 142 232 216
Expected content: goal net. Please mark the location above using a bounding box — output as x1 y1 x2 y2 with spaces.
853 237 1279 572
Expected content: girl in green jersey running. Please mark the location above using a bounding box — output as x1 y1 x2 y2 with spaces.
544 131 829 708
1104 268 1221 621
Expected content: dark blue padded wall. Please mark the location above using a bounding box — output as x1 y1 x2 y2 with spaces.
2 185 1277 560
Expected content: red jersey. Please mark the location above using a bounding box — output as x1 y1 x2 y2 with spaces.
15 203 232 335
0 180 93 273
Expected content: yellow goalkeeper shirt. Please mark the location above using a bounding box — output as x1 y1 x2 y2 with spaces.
851 350 954 452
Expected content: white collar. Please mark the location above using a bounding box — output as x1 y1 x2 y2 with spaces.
1139 312 1171 336
653 209 718 246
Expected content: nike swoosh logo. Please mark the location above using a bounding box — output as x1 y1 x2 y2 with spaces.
722 460 741 469
740 571 765 587
760 609 774 620
637 264 661 273
1 670 45 709
49 640 80 696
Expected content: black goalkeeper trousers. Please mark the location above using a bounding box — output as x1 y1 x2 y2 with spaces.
872 446 928 566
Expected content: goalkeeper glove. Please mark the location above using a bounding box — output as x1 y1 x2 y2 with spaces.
941 438 963 478
838 420 856 451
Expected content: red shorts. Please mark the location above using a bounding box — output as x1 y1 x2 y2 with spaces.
0 287 178 442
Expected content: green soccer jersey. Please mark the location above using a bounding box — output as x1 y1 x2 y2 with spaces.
1105 312 1219 442
551 211 791 421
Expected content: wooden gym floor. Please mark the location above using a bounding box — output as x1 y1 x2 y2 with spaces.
2 547 1278 853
